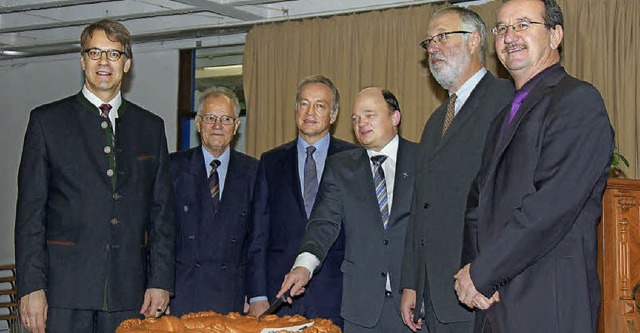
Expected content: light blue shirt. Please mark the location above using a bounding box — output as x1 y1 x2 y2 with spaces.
451 67 487 116
201 146 231 196
296 133 331 198
82 85 122 134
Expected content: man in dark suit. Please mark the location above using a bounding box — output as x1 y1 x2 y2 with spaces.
15 19 175 333
246 75 355 327
454 1 614 332
169 87 258 316
399 7 513 333
279 87 418 332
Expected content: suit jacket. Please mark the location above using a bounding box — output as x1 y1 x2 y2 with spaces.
400 72 513 324
15 92 175 311
299 138 417 328
246 136 356 324
169 147 258 316
463 65 614 333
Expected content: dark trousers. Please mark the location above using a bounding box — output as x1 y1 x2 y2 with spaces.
47 307 140 333
424 297 474 333
344 294 417 333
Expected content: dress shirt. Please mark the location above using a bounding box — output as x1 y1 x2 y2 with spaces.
82 85 122 135
295 135 400 290
452 67 487 116
297 133 331 198
202 146 231 197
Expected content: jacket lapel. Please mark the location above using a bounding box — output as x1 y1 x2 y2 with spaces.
389 138 414 226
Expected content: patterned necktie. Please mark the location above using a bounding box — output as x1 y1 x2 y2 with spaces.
209 159 221 212
441 93 457 136
505 90 529 128
303 146 318 217
99 103 114 144
371 155 389 230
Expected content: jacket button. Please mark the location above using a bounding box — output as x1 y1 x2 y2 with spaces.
187 235 195 240
380 272 386 277
110 218 119 225
231 238 237 244
183 205 189 212
221 265 227 270
104 146 111 154
106 169 114 177
423 202 430 209
101 121 109 129
383 239 389 245
112 192 121 200
420 240 425 246
195 262 201 267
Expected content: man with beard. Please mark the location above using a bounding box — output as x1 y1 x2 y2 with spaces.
454 0 613 332
400 7 513 333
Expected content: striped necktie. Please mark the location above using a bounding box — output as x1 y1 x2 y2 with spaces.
209 159 221 212
371 155 389 230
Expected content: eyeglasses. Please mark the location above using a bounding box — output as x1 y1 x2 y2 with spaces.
197 114 237 125
419 31 471 49
83 48 126 62
492 21 550 36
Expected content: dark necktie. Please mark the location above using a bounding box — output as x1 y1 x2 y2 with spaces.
505 90 529 128
303 146 318 217
371 155 389 230
441 93 457 136
209 159 221 212
99 103 114 144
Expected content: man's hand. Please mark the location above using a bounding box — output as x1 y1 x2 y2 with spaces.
454 264 499 310
248 300 269 317
139 288 170 318
277 266 311 303
20 289 48 333
400 289 422 332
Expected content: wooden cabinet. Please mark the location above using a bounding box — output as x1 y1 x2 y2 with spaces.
598 178 640 333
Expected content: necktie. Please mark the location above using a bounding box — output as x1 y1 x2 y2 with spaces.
99 103 114 144
441 93 457 136
505 90 529 128
209 159 221 212
303 146 318 217
371 155 389 230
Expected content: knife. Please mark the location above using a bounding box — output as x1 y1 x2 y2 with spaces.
258 290 291 319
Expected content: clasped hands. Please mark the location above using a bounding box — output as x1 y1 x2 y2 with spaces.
453 264 499 310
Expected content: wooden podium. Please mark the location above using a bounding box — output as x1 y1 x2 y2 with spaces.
599 178 640 333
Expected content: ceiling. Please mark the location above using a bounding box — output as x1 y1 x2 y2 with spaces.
0 0 474 60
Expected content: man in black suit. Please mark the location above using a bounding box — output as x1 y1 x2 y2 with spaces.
170 87 258 316
454 1 614 332
246 75 355 327
279 87 418 333
399 7 513 333
15 19 175 333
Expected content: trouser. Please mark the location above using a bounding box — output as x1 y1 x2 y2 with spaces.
47 307 141 333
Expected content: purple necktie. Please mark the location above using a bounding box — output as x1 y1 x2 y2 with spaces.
505 90 528 128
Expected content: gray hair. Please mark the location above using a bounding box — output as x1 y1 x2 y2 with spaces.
432 7 487 64
196 86 241 117
295 75 340 116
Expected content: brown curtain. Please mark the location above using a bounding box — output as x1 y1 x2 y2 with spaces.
243 0 639 178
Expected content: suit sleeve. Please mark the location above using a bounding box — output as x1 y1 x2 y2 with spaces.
15 109 49 298
470 83 614 297
298 157 344 263
246 157 270 298
399 190 417 290
146 122 176 292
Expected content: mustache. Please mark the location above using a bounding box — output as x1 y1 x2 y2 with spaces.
503 42 527 52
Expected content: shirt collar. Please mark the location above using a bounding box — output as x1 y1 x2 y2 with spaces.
201 146 230 171
366 135 399 162
451 67 487 115
82 85 122 118
297 133 331 156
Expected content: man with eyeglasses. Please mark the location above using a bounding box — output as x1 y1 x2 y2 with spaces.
169 86 258 317
454 1 613 332
15 19 175 333
246 75 356 328
399 7 513 333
